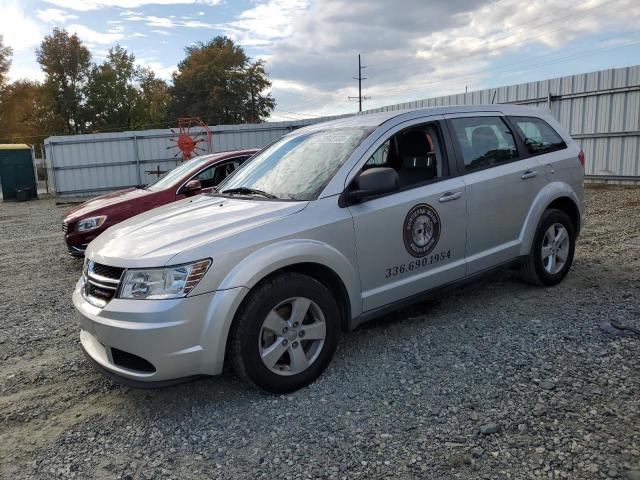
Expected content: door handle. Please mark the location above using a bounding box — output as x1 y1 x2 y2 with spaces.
521 170 538 179
439 191 462 202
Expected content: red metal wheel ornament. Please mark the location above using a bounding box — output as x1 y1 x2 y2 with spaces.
167 117 212 161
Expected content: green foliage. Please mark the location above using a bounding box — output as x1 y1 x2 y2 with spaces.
0 35 13 87
83 47 172 132
0 31 275 146
170 36 275 124
135 68 171 128
36 28 92 134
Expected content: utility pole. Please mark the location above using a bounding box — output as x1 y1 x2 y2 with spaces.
348 54 370 113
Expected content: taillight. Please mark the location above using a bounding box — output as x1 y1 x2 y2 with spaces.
578 150 585 167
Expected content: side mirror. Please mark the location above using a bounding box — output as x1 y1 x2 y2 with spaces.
342 167 399 206
182 179 202 195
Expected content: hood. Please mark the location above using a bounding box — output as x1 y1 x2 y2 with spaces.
87 195 308 267
63 188 155 222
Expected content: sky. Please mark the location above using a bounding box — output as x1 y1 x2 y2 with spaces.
2 0 640 121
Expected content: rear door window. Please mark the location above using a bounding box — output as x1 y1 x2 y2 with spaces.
509 116 566 155
449 116 519 171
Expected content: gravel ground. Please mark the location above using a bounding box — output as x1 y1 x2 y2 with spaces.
1 186 639 480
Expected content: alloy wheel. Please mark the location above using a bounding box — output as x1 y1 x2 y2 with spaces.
258 297 327 376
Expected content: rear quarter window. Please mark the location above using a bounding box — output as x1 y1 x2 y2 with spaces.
509 116 566 155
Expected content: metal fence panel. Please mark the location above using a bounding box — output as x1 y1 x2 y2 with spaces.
45 65 640 197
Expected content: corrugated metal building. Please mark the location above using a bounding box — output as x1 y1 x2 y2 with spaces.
44 64 639 197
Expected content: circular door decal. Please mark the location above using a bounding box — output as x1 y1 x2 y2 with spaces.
403 204 441 257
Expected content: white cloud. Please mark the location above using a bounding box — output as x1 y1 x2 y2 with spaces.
6 62 45 83
121 11 218 30
43 0 221 11
151 29 172 36
138 59 176 80
36 8 79 23
257 0 640 115
0 1 43 52
144 15 175 28
221 0 309 45
66 23 125 44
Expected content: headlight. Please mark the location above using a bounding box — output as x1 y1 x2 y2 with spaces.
76 216 107 232
118 259 211 300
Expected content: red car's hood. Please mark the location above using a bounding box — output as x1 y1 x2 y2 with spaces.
63 188 158 222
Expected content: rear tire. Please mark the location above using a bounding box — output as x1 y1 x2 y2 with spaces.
229 272 340 393
521 208 575 286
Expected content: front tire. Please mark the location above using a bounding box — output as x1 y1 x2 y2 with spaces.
521 208 575 286
228 272 341 393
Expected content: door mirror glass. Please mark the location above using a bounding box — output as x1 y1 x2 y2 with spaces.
182 179 202 195
347 167 399 203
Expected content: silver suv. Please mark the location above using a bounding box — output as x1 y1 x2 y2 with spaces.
73 105 585 392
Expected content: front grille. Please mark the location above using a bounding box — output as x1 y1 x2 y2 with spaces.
83 261 125 307
92 263 125 281
62 223 69 233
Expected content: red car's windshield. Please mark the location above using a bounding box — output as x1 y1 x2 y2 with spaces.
146 155 213 192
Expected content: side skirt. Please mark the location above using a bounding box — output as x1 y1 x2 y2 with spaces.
348 257 524 331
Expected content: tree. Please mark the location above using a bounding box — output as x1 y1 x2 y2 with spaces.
0 80 64 154
169 36 275 125
84 47 171 131
0 35 12 86
36 28 91 134
83 45 140 131
135 68 171 128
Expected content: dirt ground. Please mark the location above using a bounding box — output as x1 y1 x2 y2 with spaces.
0 186 638 479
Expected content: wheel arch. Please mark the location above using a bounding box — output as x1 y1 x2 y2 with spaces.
216 238 359 349
520 182 582 256
546 196 581 235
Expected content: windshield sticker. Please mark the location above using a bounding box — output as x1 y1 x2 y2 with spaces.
312 133 351 144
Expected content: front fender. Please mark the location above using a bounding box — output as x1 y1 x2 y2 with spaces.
519 181 582 256
218 239 362 319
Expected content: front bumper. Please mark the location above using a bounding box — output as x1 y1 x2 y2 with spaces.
72 281 248 384
64 227 104 257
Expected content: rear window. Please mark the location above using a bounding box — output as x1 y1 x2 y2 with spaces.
510 116 566 155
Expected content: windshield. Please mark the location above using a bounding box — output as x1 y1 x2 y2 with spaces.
146 155 212 191
217 127 372 200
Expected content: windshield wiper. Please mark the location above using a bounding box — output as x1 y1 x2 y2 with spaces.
221 187 279 199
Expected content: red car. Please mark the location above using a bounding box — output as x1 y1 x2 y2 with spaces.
62 149 257 256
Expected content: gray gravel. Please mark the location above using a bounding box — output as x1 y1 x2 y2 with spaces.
1 186 639 479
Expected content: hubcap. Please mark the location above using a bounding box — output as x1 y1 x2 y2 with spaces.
258 297 326 376
541 223 570 275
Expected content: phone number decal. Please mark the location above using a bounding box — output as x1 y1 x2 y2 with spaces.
385 250 451 278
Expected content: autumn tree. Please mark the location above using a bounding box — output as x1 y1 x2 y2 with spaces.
0 80 64 155
36 28 91 134
169 36 275 125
